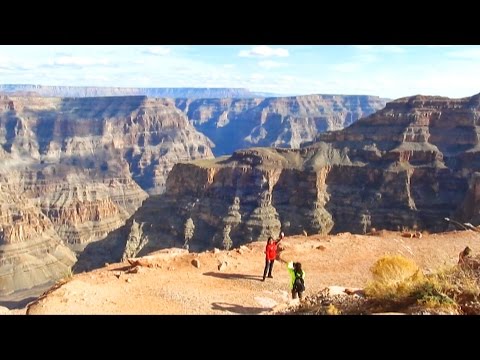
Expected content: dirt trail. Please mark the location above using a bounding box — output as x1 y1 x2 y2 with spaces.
26 230 480 315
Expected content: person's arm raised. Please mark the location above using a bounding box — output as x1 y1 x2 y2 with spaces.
276 232 285 243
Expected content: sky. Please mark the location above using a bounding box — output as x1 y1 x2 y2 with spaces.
0 45 479 99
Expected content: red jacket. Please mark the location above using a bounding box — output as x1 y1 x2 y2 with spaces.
265 242 278 261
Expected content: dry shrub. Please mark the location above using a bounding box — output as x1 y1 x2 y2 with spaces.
410 265 479 313
365 255 424 302
326 304 341 315
435 266 480 312
61 267 74 281
366 255 480 313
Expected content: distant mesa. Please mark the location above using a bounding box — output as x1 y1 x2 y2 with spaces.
0 84 276 99
176 94 388 156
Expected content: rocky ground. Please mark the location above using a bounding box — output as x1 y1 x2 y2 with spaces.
11 229 480 315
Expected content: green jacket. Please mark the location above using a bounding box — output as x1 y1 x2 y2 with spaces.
287 261 305 290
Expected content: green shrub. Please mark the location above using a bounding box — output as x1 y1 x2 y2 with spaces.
412 280 456 310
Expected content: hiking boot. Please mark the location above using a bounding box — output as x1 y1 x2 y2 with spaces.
262 277 266 281
268 275 273 278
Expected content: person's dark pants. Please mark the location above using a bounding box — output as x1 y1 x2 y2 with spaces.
292 290 303 299
263 259 275 279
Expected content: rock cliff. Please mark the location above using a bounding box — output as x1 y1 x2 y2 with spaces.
0 187 76 296
175 95 388 155
0 95 213 293
86 93 480 264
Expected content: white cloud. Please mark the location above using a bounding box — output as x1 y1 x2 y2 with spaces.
355 54 378 63
258 60 287 69
144 46 171 56
83 74 111 82
331 62 361 73
384 46 405 53
352 45 406 53
239 46 289 58
0 55 14 69
0 55 10 65
250 73 266 81
54 56 109 66
425 45 454 48
446 48 480 59
352 45 374 51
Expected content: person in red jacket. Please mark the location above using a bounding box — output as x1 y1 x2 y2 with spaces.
262 231 284 281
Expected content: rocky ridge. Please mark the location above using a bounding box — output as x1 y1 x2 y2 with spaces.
176 95 388 155
88 93 480 264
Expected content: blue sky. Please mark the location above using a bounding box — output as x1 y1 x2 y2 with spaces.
0 45 479 99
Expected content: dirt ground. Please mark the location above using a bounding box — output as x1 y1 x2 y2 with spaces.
24 230 480 315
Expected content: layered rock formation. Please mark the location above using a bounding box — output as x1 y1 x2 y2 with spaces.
0 96 213 193
175 95 388 155
82 93 480 265
0 95 214 242
0 187 76 296
0 95 213 294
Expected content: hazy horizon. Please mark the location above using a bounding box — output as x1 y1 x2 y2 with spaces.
1 45 479 99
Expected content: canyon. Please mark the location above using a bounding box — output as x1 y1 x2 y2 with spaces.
0 95 213 296
176 95 387 155
4 89 477 303
1 90 382 296
84 93 480 269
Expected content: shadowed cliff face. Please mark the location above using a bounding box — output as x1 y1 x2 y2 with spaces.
175 95 388 156
80 93 480 267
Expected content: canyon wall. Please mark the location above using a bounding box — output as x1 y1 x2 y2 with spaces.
176 95 388 155
81 94 480 265
0 95 213 294
0 187 76 296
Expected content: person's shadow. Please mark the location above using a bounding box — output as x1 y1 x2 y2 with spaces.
211 302 270 314
203 272 264 281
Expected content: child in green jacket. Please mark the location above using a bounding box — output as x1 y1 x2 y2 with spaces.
287 261 305 300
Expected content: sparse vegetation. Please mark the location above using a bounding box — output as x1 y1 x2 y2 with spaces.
365 255 480 314
62 267 74 281
412 280 457 311
365 255 424 302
